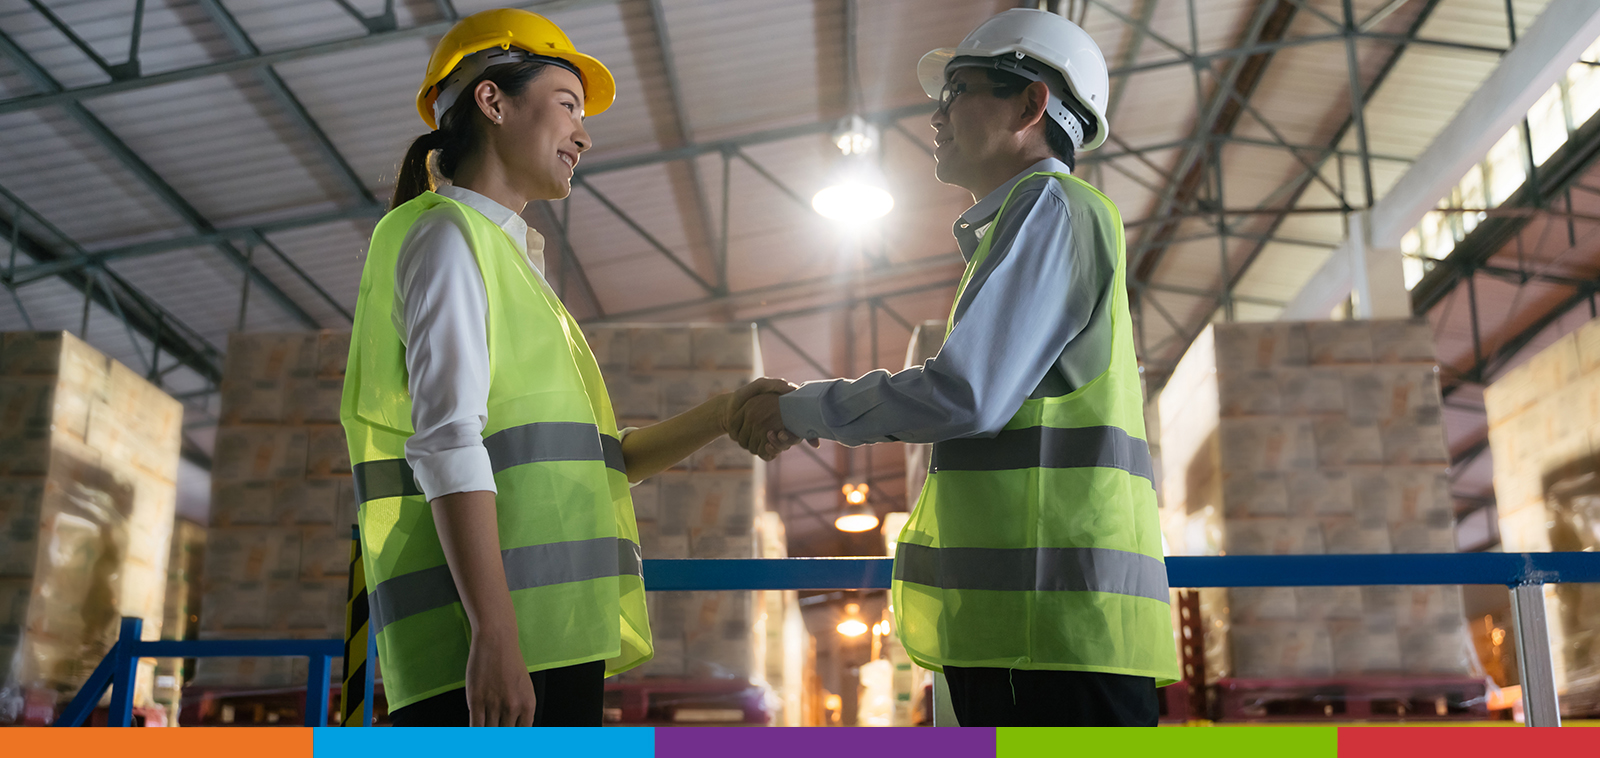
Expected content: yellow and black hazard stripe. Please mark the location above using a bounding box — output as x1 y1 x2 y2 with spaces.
339 524 371 726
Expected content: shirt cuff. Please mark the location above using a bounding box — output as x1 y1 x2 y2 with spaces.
779 383 832 440
617 427 642 488
411 444 498 502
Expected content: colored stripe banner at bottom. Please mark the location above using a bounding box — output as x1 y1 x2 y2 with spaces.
1000 727 1337 757
1337 726 1600 757
313 727 654 756
655 727 996 758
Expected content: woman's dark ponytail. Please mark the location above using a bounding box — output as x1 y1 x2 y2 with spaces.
389 59 557 211
391 130 445 210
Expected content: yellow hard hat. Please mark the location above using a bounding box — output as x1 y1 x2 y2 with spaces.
415 8 615 129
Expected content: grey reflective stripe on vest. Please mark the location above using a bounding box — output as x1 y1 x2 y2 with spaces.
352 423 626 504
369 537 644 634
353 458 424 504
484 421 625 476
894 543 1170 603
931 425 1153 483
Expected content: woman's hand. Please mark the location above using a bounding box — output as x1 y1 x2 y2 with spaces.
465 627 538 726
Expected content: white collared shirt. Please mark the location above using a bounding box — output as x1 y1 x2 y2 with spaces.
394 185 550 501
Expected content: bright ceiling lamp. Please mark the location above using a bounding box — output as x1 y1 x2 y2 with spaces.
837 603 868 637
813 116 894 224
836 483 878 533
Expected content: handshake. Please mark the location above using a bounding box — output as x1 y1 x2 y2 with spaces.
719 378 817 461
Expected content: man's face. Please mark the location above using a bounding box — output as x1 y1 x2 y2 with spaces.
929 67 1016 191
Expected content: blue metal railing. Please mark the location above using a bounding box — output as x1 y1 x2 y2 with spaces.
58 552 1600 728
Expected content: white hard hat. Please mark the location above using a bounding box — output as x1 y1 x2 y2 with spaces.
918 8 1111 151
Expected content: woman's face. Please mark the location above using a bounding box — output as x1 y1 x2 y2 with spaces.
487 67 592 201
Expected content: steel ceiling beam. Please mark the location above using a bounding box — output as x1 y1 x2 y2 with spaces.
0 190 223 384
0 27 321 330
195 0 379 208
0 0 619 116
640 0 722 293
1131 0 1298 284
1139 0 1444 388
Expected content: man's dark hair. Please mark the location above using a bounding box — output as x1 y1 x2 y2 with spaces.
984 68 1078 171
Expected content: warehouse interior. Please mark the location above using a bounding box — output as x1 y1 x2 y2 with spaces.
2 0 1600 728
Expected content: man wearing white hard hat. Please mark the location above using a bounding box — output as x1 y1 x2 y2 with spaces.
729 9 1181 725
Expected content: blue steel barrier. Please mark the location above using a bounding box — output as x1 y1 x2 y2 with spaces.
58 552 1600 728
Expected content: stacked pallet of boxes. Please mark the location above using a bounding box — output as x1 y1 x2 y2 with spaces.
0 332 182 725
755 511 804 725
1157 321 1473 711
153 518 205 722
584 324 774 719
194 332 354 695
1483 320 1600 716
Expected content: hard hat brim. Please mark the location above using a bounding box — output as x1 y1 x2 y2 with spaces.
916 46 1110 151
416 47 616 130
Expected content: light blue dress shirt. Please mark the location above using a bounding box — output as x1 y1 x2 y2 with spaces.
779 157 1116 446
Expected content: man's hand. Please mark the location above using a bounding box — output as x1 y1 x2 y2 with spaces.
721 378 814 460
719 377 797 435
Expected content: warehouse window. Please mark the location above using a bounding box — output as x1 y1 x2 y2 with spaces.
1529 83 1568 166
1400 36 1600 291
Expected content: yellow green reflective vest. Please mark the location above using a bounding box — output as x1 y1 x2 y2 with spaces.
892 172 1180 685
341 191 651 710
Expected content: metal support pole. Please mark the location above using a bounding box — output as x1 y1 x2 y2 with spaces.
1467 269 1484 370
108 617 143 727
1510 582 1561 726
236 244 254 332
305 653 332 727
1343 0 1376 208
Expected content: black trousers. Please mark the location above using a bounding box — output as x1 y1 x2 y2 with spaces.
943 666 1159 727
389 660 606 727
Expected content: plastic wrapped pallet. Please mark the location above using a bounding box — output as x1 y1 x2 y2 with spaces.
153 519 205 719
198 332 353 690
1158 320 1472 692
1484 318 1600 715
0 332 182 725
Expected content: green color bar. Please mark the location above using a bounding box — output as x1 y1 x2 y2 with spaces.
998 727 1338 757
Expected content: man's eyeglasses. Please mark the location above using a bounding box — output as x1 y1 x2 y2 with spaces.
938 79 1009 114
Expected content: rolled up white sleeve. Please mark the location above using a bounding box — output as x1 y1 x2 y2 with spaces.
395 214 499 501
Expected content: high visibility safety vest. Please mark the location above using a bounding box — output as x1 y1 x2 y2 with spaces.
340 192 651 710
891 172 1180 684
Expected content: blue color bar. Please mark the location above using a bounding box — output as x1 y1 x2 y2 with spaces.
313 726 653 755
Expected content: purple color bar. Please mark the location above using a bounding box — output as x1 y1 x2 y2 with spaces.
655 728 996 758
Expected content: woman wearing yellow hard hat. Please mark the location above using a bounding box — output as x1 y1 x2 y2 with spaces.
340 8 794 726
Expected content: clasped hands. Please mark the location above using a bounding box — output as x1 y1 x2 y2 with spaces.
720 378 818 461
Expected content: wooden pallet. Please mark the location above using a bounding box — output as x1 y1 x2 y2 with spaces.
1214 676 1489 722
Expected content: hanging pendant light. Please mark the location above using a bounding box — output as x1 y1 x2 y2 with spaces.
835 483 879 533
813 116 894 225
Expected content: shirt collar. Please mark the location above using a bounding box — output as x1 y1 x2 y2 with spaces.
436 184 532 258
953 157 1073 242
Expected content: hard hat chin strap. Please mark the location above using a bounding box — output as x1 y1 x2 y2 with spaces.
947 54 1096 150
432 47 583 126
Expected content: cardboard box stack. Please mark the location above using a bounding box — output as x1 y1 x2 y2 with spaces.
0 332 183 724
755 511 804 725
153 518 204 719
1158 321 1471 683
1484 319 1600 715
582 324 777 695
195 332 355 691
